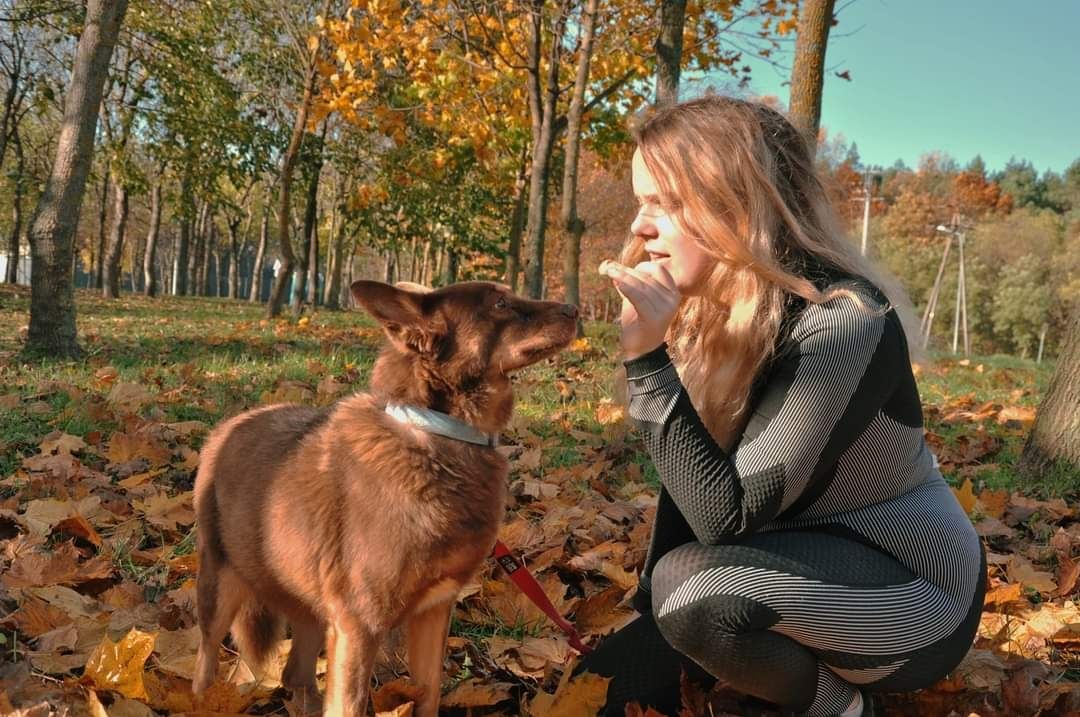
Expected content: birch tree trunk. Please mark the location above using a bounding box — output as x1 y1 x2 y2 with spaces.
143 178 162 296
249 207 269 302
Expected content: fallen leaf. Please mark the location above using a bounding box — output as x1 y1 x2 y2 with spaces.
984 582 1025 610
39 432 88 456
153 626 201 680
1056 556 1080 597
976 488 1010 519
83 628 157 700
107 382 153 413
998 405 1037 427
1009 556 1058 594
530 670 611 717
951 479 977 515
371 677 423 713
442 678 515 708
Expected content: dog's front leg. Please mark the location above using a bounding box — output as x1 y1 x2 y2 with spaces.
323 612 379 717
406 599 453 717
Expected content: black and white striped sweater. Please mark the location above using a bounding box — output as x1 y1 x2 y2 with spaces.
627 284 983 623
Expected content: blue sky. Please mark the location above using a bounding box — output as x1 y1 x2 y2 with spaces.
690 0 1079 176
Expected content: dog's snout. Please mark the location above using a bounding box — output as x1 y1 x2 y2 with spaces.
560 304 579 319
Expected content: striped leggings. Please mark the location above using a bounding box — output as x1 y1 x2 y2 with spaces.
578 529 985 716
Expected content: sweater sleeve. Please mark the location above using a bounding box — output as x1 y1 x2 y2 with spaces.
625 294 901 545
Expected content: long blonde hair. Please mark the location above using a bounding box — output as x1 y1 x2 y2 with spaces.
623 96 913 448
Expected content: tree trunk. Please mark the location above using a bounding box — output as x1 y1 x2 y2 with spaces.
102 180 128 298
192 201 211 295
341 235 357 307
93 170 109 288
26 0 128 358
561 0 598 333
788 0 836 156
323 179 346 309
505 153 529 292
444 248 459 284
172 159 193 295
654 0 686 106
250 207 269 302
267 64 321 318
201 217 214 296
522 0 570 299
227 218 240 299
1019 311 1080 476
291 150 320 312
384 249 396 283
144 178 161 296
324 228 345 310
305 210 319 306
6 127 25 283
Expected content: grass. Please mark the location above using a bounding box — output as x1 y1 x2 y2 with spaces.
0 284 1066 501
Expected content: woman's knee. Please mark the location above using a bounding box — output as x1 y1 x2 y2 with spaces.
651 545 782 655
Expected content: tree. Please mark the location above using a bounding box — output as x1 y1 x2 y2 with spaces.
788 0 835 155
560 0 598 328
654 0 686 107
143 171 162 296
1019 309 1080 476
25 0 129 358
264 0 330 318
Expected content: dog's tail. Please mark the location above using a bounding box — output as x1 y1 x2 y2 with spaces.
232 600 284 673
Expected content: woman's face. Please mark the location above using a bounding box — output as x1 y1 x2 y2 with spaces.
630 149 713 295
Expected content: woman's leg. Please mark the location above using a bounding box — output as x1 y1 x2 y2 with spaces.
573 611 715 716
650 530 985 716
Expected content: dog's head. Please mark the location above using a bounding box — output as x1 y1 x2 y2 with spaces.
351 280 579 431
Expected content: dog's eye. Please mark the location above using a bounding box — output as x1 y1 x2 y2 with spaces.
494 297 509 310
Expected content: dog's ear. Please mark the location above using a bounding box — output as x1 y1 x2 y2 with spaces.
351 280 446 356
394 281 433 294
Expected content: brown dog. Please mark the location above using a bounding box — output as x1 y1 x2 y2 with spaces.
192 280 578 716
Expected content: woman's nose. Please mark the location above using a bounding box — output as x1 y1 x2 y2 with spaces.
630 210 656 237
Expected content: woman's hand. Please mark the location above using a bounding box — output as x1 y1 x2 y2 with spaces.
600 259 681 360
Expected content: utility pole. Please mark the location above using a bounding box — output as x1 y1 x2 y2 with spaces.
922 216 971 355
852 170 881 255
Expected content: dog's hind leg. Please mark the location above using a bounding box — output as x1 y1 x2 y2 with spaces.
194 561 246 694
406 599 453 717
282 611 325 706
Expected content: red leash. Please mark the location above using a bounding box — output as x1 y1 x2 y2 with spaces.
491 540 592 654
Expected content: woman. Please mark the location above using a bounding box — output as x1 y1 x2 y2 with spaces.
581 96 985 717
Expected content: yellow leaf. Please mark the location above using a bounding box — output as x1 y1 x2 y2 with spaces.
975 487 1009 519
84 628 157 700
594 400 624 426
530 671 611 717
951 478 976 515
